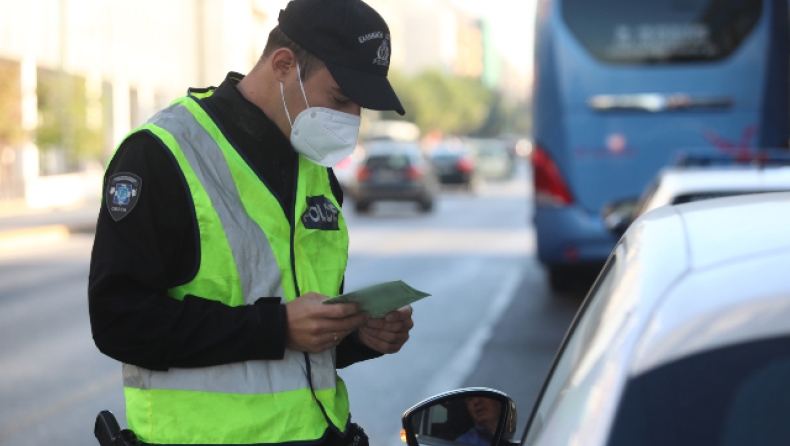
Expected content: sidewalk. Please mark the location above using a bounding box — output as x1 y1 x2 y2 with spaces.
0 199 101 252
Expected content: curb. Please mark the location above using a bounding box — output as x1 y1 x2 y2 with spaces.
0 225 72 253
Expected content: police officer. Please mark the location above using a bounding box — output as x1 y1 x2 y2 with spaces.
88 0 412 444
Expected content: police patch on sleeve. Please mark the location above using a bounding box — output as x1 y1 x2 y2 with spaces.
106 172 142 222
302 196 340 230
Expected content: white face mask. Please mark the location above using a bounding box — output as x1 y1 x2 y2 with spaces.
280 64 361 167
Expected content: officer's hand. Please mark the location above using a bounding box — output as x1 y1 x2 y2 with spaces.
285 292 369 354
358 305 413 354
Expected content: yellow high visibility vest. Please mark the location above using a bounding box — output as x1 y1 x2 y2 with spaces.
117 90 350 445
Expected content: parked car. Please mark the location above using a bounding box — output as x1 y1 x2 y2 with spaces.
401 192 790 446
332 151 363 198
603 154 790 235
430 145 478 191
352 141 438 213
466 138 515 180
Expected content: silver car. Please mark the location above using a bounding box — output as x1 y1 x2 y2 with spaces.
402 192 790 446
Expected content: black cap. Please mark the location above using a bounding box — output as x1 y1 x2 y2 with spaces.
278 0 405 115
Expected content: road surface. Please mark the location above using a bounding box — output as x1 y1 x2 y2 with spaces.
0 162 583 446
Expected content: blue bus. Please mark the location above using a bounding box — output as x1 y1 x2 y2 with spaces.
531 0 789 291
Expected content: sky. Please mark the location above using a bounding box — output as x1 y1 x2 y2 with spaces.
445 0 537 74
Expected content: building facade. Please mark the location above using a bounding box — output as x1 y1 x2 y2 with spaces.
0 0 528 205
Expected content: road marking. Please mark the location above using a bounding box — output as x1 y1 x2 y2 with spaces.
0 225 70 254
420 266 523 398
0 371 119 441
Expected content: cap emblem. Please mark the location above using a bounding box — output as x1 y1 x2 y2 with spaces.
374 39 390 66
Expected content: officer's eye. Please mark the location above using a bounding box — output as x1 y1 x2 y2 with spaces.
333 95 349 105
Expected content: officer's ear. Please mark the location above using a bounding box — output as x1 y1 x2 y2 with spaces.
269 47 297 82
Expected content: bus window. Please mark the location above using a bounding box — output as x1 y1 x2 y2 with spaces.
562 0 762 64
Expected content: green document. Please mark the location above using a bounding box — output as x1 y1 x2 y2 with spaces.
322 280 430 318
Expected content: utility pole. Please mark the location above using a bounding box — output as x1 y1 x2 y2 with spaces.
20 56 39 192
196 0 207 87
109 2 130 152
58 0 76 172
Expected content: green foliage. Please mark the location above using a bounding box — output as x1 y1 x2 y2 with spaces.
381 69 530 138
36 69 105 166
0 60 23 147
508 100 532 135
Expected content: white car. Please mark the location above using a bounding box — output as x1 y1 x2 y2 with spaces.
465 138 515 181
604 161 790 235
635 163 790 217
402 192 790 446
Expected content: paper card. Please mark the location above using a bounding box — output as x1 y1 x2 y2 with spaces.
322 280 430 318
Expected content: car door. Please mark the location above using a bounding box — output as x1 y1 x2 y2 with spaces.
522 247 622 445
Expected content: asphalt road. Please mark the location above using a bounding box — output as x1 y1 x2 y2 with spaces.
0 162 584 446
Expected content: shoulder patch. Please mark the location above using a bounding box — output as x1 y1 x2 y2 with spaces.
302 196 339 230
106 172 142 222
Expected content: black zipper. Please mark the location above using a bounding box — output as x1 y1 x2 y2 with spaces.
291 159 346 438
289 158 301 313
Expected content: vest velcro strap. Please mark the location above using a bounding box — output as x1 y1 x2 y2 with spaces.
123 349 336 394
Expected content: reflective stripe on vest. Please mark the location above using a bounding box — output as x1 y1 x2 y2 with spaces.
116 94 349 445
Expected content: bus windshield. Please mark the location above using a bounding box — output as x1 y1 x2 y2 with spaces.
562 0 762 64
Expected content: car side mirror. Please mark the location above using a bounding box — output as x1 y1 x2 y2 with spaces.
602 197 638 236
401 388 517 446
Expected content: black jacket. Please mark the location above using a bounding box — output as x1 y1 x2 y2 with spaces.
88 72 380 372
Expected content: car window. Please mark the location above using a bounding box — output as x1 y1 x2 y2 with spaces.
467 140 507 156
607 335 790 446
523 251 621 445
562 0 762 64
431 153 462 161
366 154 411 169
671 190 781 205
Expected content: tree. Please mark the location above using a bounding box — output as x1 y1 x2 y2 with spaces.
381 69 528 138
0 59 23 148
36 69 105 171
